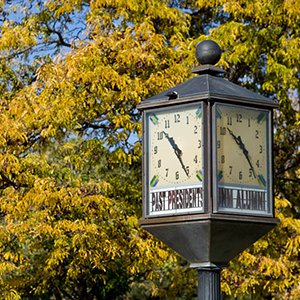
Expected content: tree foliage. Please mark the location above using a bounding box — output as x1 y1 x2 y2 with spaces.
0 0 190 298
0 0 299 299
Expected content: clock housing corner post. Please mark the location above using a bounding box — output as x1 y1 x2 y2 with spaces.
141 110 147 219
204 100 214 214
270 109 275 217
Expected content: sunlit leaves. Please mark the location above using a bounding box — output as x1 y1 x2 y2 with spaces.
0 0 192 299
0 0 299 299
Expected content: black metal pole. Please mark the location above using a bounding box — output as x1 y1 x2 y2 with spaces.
197 267 221 300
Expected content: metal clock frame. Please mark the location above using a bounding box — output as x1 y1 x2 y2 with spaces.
141 96 276 221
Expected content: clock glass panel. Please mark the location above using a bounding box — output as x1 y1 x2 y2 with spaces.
146 104 204 216
215 103 272 215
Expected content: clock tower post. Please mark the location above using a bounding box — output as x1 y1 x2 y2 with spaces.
137 40 279 299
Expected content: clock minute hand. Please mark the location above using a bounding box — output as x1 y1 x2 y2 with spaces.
227 127 257 178
163 131 190 177
242 150 257 179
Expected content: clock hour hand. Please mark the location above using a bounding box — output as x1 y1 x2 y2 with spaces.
227 127 257 178
163 131 190 177
163 131 181 155
176 151 190 178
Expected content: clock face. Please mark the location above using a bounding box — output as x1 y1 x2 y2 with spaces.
215 104 271 215
146 104 204 216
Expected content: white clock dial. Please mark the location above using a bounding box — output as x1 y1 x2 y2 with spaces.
147 104 204 215
215 104 271 215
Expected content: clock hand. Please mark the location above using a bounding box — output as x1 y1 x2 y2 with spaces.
227 127 257 178
163 131 190 177
163 131 181 154
175 151 190 177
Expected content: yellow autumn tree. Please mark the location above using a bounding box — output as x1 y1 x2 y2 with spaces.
0 0 299 299
0 0 191 299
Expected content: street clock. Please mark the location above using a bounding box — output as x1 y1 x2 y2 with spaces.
137 40 279 271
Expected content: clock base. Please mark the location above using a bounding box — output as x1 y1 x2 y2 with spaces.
139 214 279 266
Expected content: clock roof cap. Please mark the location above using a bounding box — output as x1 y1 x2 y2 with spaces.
138 40 278 109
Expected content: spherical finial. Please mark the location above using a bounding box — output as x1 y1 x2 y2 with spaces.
196 40 222 65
